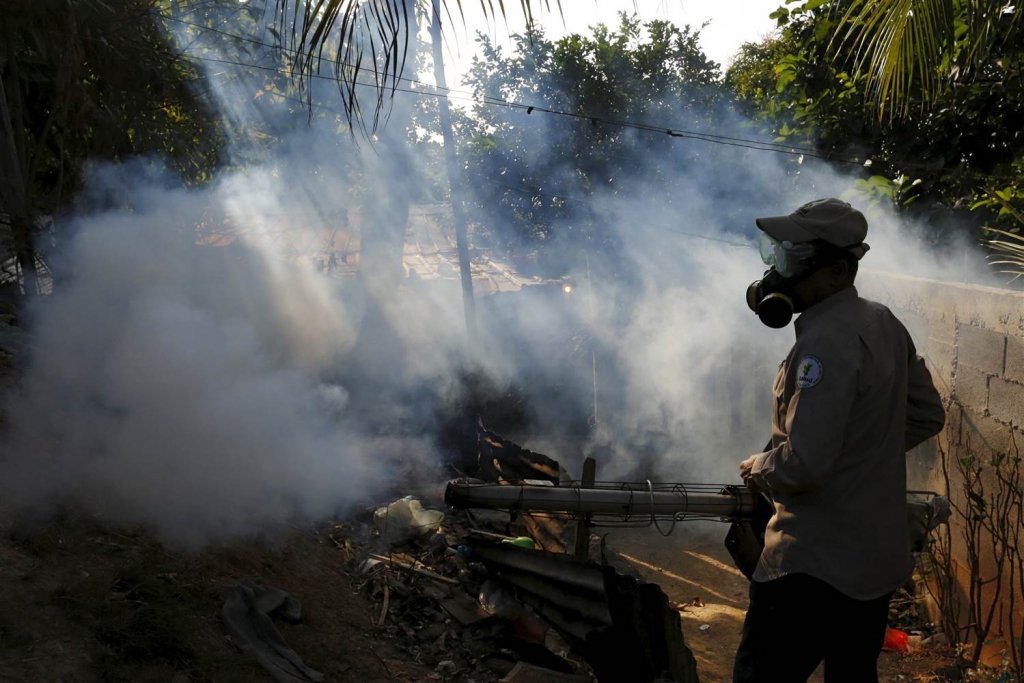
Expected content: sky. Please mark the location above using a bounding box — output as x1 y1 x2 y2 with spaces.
436 0 783 91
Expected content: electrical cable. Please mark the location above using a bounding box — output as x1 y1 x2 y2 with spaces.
162 13 848 155
155 13 882 164
44 15 1003 177
176 50 974 174
35 16 1020 214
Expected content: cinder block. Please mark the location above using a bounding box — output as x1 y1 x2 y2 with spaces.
953 366 990 413
925 339 955 395
958 325 1007 375
926 310 957 345
901 314 930 348
959 411 1013 456
1005 335 1024 383
929 289 959 320
989 377 1024 428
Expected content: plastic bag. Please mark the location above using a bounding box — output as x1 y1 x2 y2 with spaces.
373 497 445 545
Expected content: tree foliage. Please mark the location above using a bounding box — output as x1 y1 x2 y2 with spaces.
834 0 1022 120
3 0 228 202
1 0 232 288
726 0 1024 261
457 14 745 271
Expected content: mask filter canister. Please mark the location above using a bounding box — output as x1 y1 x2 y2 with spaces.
746 271 795 329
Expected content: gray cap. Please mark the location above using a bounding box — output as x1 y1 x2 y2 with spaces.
756 198 870 259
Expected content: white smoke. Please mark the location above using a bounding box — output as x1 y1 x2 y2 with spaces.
0 10 1000 545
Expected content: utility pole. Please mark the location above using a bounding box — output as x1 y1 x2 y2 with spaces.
586 254 598 426
429 0 477 344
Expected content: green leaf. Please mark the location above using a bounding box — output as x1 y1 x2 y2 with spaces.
776 70 797 91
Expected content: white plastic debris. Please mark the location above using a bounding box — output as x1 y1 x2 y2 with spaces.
358 558 383 573
699 624 710 632
373 497 445 545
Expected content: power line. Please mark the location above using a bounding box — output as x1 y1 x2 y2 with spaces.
214 86 750 246
162 14 837 156
159 13 481 97
41 14 966 173
161 73 753 248
156 64 753 248
158 13 865 163
37 19 1014 180
182 48 1018 186
182 50 874 166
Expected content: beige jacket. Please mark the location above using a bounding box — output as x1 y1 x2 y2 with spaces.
749 286 945 599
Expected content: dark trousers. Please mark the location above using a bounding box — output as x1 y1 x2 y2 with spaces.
733 573 893 683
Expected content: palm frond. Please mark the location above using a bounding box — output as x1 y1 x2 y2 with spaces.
960 1 1022 80
271 0 412 133
830 1 1022 120
272 0 555 131
986 239 1024 254
831 0 955 120
983 227 1024 278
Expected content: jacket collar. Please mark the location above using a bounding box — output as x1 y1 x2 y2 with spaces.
795 285 858 337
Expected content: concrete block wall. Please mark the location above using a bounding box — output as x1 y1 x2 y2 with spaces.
860 272 1024 453
859 272 1024 663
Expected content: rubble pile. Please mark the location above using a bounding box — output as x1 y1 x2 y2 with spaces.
329 511 581 682
329 427 699 683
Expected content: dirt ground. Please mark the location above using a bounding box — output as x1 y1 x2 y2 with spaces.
0 513 432 683
0 508 966 683
604 524 963 683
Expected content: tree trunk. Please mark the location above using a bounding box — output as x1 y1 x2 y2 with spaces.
429 0 477 344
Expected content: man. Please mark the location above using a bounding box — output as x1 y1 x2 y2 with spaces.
734 198 946 683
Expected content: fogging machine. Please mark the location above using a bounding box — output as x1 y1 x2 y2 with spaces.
444 479 949 579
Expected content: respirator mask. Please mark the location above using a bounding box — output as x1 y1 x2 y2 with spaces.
745 233 817 329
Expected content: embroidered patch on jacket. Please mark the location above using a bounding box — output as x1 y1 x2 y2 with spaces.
796 355 824 389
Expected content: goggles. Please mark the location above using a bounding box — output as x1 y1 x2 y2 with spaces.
759 233 817 278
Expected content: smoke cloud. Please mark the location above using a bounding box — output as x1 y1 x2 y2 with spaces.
0 11 1001 545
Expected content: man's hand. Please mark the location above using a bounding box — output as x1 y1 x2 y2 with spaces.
740 455 760 482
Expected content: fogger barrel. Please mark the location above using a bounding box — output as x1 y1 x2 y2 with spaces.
444 481 758 524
